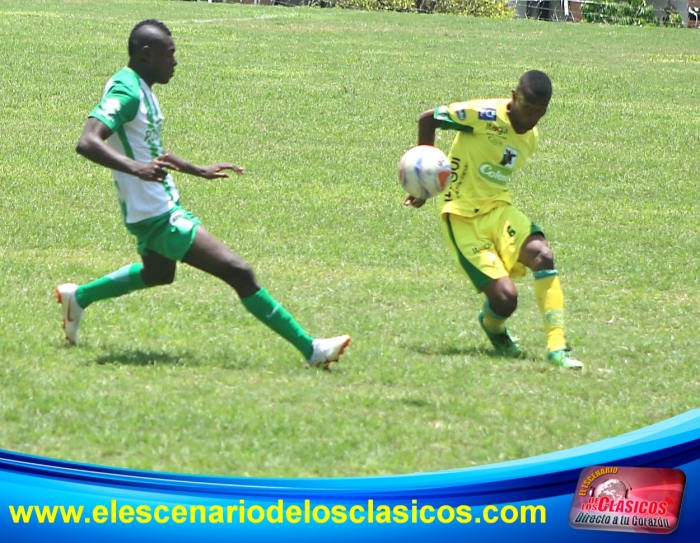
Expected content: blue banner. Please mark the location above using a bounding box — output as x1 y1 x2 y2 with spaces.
2 409 700 541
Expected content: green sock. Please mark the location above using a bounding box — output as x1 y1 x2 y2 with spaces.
240 287 314 359
75 263 148 309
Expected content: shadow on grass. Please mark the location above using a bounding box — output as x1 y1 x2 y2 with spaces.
407 343 488 357
406 343 539 362
93 349 198 367
400 398 432 408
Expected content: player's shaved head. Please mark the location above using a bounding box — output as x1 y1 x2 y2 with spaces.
127 19 177 87
128 19 172 59
508 70 551 134
517 70 552 103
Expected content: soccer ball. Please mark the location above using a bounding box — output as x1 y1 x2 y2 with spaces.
398 145 451 200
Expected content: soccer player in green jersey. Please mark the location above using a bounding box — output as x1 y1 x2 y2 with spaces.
56 20 350 368
404 70 582 369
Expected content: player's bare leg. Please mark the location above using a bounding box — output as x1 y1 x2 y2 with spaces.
141 250 177 286
479 277 524 358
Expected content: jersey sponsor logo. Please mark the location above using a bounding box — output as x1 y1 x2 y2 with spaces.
145 118 163 151
96 97 122 121
478 163 512 185
499 147 519 169
487 123 508 137
442 156 461 202
470 242 492 255
478 108 497 121
449 156 460 182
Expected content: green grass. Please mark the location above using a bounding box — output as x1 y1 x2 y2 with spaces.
1 0 699 478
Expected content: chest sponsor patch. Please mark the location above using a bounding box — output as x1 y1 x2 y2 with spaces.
478 108 497 121
499 147 519 169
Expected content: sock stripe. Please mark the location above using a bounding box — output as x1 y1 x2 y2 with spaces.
483 301 506 321
533 269 558 280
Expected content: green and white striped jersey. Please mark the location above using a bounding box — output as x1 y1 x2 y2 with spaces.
89 67 179 224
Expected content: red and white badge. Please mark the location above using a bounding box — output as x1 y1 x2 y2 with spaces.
569 466 685 534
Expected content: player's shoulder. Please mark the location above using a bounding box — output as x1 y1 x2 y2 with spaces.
105 67 142 98
92 68 142 126
451 98 507 123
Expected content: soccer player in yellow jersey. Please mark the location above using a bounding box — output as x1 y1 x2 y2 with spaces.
404 70 583 369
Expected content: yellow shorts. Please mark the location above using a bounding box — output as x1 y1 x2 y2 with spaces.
440 205 542 291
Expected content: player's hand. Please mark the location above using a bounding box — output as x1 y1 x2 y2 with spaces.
133 156 174 182
199 163 245 179
403 195 426 208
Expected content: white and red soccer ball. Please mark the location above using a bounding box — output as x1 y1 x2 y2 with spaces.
398 145 451 200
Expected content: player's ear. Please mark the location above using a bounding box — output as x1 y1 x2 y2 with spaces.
140 45 152 64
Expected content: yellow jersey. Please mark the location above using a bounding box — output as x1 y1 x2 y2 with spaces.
435 98 538 218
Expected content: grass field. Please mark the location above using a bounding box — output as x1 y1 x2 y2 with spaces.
1 0 699 478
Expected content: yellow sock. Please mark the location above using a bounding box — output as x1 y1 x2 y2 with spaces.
481 301 506 334
533 270 567 353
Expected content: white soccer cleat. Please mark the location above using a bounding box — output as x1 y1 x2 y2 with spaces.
307 335 351 368
56 283 84 345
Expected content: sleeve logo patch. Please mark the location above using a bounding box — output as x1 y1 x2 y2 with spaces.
478 108 497 121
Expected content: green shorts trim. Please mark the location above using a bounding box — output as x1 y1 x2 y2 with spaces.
125 205 201 262
444 214 492 291
443 212 545 292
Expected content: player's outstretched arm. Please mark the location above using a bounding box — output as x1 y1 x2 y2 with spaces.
158 152 244 179
418 109 440 146
76 118 171 183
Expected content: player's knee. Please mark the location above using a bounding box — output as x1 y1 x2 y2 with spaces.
222 258 259 293
533 245 554 271
523 237 554 271
489 284 518 317
230 259 255 284
142 268 176 287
